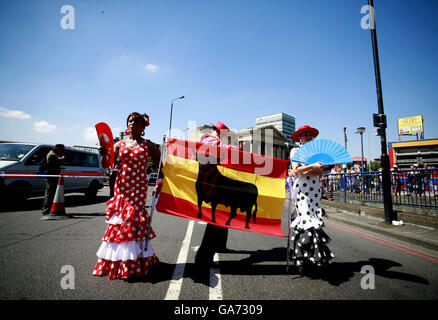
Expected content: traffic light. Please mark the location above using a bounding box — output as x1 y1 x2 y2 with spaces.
373 113 387 128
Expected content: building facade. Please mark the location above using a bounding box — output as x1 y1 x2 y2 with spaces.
233 125 288 160
187 112 299 160
388 139 438 169
255 112 296 150
189 125 288 160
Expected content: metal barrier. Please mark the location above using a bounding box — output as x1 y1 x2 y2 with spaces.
321 169 438 210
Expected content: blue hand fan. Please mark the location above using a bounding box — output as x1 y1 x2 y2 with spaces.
292 139 353 165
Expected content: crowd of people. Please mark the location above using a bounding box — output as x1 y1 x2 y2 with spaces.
392 163 436 197
319 162 436 199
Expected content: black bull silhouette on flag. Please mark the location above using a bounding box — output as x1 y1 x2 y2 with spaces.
194 148 259 229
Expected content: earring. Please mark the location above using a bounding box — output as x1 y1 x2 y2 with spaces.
141 131 145 136
125 129 130 135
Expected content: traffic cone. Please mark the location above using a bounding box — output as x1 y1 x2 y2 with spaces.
41 176 70 220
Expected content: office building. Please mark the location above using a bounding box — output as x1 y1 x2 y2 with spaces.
256 112 296 149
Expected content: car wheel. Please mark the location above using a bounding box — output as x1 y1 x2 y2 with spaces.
9 181 32 202
85 181 99 201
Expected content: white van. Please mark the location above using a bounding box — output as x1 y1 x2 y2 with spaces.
0 143 105 201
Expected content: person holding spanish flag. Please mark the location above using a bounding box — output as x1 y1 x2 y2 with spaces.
93 112 162 280
195 121 241 268
289 125 334 276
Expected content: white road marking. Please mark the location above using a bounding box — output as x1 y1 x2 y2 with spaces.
164 220 195 300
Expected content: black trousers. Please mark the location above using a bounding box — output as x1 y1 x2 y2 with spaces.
195 224 228 265
42 177 58 215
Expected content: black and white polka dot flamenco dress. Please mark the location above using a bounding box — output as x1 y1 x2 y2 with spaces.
290 174 334 267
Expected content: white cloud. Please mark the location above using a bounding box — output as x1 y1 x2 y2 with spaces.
0 106 31 119
145 64 158 72
85 126 122 144
84 127 98 142
33 121 56 133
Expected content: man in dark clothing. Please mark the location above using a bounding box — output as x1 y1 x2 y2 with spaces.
194 121 240 270
108 137 120 199
108 160 119 199
41 144 66 215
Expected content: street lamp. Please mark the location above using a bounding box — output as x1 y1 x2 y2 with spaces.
343 125 347 150
169 96 185 139
367 0 395 224
356 127 366 170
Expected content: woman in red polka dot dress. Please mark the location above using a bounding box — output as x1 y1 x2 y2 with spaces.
93 112 161 280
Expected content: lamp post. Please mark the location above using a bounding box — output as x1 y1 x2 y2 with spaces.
367 0 395 224
342 125 348 203
169 96 185 139
356 127 366 170
343 125 347 150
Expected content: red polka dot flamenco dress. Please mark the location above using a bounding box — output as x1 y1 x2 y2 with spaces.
93 140 159 280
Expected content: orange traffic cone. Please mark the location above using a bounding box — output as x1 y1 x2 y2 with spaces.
41 176 70 220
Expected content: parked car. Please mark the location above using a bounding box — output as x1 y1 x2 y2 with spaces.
0 143 104 201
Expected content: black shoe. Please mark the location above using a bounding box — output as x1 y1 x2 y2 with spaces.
298 265 305 276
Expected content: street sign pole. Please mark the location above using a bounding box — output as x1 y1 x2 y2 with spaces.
368 0 396 224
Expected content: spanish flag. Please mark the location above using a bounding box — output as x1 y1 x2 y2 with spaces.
156 139 289 237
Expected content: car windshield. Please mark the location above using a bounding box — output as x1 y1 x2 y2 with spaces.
0 144 35 161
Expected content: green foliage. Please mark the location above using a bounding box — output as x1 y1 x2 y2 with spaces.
369 161 381 171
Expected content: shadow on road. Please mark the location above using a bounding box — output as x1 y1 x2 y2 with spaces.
0 194 109 213
305 257 430 286
68 212 107 218
121 262 176 284
103 250 430 288
185 248 430 287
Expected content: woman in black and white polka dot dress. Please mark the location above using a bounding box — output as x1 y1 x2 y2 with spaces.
289 125 334 275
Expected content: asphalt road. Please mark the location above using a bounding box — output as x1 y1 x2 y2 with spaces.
1 187 437 303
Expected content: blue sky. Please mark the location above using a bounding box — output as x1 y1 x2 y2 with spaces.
1 0 437 162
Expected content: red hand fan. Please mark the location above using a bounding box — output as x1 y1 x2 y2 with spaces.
95 122 114 169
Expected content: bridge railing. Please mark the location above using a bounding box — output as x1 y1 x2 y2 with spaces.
320 169 438 210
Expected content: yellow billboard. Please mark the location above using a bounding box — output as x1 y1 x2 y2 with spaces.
398 115 423 135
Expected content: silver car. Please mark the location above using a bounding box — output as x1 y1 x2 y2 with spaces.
0 143 104 201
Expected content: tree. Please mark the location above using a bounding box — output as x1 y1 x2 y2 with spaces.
369 161 381 172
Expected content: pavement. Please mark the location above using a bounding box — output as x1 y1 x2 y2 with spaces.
322 200 438 252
